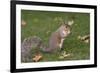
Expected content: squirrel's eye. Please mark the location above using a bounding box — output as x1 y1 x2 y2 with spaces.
65 24 68 28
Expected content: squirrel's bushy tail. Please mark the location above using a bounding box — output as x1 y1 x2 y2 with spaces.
21 36 51 62
21 36 43 62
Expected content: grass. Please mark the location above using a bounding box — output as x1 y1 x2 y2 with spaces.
21 10 90 62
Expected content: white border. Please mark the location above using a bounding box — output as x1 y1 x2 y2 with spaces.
16 4 94 69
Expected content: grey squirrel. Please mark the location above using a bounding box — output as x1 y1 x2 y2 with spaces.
21 20 74 62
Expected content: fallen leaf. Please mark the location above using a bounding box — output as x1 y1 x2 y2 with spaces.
59 56 64 59
84 39 89 43
21 20 26 26
63 54 71 57
59 51 71 59
33 54 42 62
77 34 90 43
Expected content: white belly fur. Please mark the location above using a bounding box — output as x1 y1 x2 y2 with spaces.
59 39 64 48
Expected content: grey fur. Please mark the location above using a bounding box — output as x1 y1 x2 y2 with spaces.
21 23 72 62
21 36 43 62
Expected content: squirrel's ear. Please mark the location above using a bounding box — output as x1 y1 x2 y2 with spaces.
60 20 64 25
67 15 76 26
59 19 74 26
67 20 74 26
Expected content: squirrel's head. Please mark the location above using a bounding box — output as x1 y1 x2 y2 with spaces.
59 20 74 38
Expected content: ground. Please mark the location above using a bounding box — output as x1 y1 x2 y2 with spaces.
21 10 90 62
